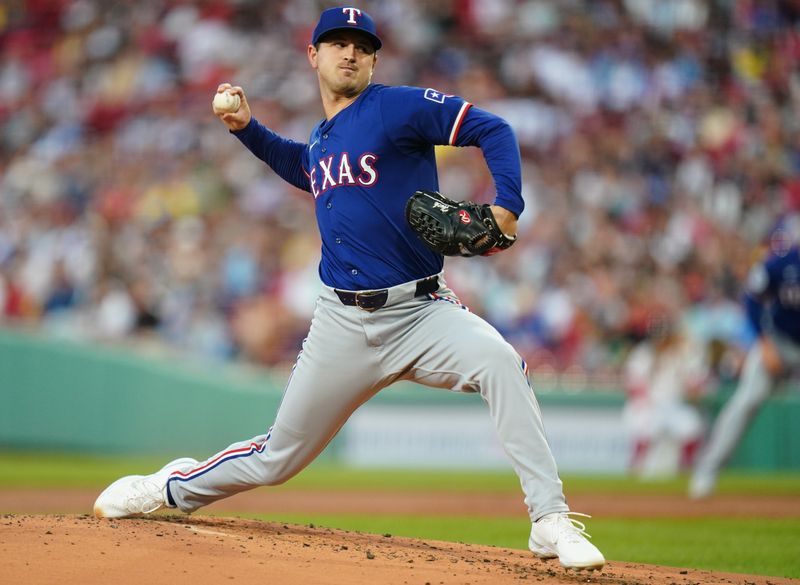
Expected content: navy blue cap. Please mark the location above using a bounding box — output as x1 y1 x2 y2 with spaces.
311 7 382 51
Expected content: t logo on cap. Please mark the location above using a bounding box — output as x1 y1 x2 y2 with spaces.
311 6 382 50
342 7 361 24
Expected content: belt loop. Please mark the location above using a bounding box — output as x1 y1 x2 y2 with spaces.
414 275 439 297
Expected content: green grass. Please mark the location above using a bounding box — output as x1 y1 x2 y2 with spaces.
0 451 523 490
0 452 173 488
1 451 798 495
1 451 799 578
594 518 800 578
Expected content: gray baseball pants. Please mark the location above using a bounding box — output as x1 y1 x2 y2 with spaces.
167 273 569 522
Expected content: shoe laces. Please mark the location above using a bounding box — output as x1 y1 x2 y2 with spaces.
555 512 593 544
124 478 164 514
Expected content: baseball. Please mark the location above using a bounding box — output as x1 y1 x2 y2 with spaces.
213 90 240 114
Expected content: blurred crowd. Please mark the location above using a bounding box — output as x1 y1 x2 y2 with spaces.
1 0 799 389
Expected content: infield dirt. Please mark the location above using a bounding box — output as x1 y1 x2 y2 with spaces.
2 489 799 584
3 513 798 585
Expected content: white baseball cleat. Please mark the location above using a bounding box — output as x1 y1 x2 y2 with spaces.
529 512 605 571
93 457 198 519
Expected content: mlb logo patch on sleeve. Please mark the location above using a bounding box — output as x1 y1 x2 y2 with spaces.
424 88 447 104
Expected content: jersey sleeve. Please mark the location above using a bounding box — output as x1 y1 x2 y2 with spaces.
380 86 524 218
380 86 473 149
456 106 524 217
231 118 312 193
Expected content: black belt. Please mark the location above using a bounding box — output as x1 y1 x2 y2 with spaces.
335 276 440 312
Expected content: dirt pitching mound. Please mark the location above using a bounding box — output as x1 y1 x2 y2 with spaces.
1 514 794 585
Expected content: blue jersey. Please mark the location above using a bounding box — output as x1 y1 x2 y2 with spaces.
232 83 523 290
744 245 800 344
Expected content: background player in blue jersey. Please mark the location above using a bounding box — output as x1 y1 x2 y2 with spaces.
94 7 604 570
690 222 800 498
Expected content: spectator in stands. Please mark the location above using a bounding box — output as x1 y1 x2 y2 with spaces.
0 0 795 389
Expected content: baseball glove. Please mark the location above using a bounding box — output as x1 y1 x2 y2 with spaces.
405 190 517 257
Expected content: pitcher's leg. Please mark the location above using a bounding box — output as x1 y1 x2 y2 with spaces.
379 296 603 570
474 339 568 521
168 297 386 512
167 422 323 512
384 298 568 521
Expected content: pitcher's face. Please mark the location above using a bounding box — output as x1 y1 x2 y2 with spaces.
309 30 377 98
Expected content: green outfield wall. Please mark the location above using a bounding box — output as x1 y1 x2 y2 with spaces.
1 329 798 471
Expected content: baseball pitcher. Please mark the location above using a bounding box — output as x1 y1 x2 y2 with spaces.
94 7 604 571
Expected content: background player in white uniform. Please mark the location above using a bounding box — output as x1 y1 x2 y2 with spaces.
94 7 604 570
690 224 800 498
623 310 709 479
